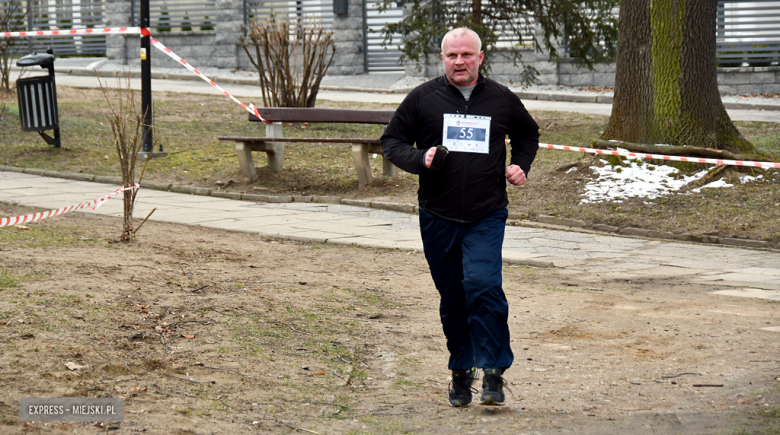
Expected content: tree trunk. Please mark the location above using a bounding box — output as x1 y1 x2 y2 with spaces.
121 189 134 241
602 0 755 154
472 0 482 25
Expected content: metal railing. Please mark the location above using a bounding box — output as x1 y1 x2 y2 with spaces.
3 0 108 57
245 0 333 34
717 0 780 67
364 0 403 72
130 0 217 32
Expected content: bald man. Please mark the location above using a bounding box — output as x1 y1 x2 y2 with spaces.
381 27 539 407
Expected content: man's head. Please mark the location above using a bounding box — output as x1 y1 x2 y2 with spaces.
440 27 484 87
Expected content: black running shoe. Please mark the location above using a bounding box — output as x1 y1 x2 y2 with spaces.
448 368 478 407
480 368 506 406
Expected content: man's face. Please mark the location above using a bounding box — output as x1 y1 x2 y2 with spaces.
441 34 484 87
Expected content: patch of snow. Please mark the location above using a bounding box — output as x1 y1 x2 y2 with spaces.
691 179 734 193
740 174 764 183
580 158 709 203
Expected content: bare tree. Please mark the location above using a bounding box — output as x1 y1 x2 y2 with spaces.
0 84 7 120
98 75 153 242
0 0 26 91
242 15 335 108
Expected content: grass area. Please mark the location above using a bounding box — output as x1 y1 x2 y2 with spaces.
1 87 779 244
736 122 780 155
732 408 780 435
0 221 103 249
0 212 425 428
0 87 409 195
0 270 19 288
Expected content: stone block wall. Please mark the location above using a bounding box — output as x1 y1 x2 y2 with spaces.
103 1 779 94
119 32 217 68
329 0 366 75
557 62 616 87
404 53 443 78
717 67 780 95
105 0 131 65
213 0 243 69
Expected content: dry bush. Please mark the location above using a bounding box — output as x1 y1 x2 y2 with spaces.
242 15 335 108
0 0 25 92
98 75 152 241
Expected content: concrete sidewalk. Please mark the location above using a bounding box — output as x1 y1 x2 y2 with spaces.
2 171 780 299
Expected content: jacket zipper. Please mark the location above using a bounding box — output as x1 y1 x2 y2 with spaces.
450 78 482 222
461 97 468 218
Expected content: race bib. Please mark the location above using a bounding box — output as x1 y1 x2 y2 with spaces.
442 114 491 154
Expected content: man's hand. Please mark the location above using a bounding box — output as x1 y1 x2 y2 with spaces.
424 147 437 168
425 145 449 170
505 165 527 186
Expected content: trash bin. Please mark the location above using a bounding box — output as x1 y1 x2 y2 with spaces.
16 49 60 148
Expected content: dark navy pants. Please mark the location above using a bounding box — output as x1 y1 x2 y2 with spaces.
419 208 514 371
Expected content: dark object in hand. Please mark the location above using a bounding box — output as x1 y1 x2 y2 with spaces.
430 145 449 170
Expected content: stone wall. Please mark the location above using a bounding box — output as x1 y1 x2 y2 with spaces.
478 50 775 95
103 1 778 94
106 0 365 72
104 0 131 65
119 32 217 68
405 48 617 88
329 0 366 75
717 67 780 95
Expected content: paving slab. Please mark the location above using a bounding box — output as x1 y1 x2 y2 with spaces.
711 288 780 300
3 171 780 294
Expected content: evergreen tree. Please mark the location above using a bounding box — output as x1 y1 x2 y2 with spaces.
377 0 619 80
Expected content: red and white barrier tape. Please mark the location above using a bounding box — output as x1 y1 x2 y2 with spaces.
537 143 780 168
148 36 271 124
0 27 141 38
0 184 138 228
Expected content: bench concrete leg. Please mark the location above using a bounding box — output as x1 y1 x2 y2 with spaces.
266 121 284 172
236 142 258 180
382 156 397 179
265 142 284 172
352 143 373 188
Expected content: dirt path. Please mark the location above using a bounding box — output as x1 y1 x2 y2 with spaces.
0 204 778 434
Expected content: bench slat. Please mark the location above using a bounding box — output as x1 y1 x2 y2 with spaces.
249 108 395 124
218 137 381 144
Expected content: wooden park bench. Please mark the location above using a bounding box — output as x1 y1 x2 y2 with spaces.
218 108 397 188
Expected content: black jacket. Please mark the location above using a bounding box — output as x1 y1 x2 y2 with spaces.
381 74 539 223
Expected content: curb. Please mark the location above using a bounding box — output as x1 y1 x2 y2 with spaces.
17 66 780 112
2 165 778 252
529 214 777 251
